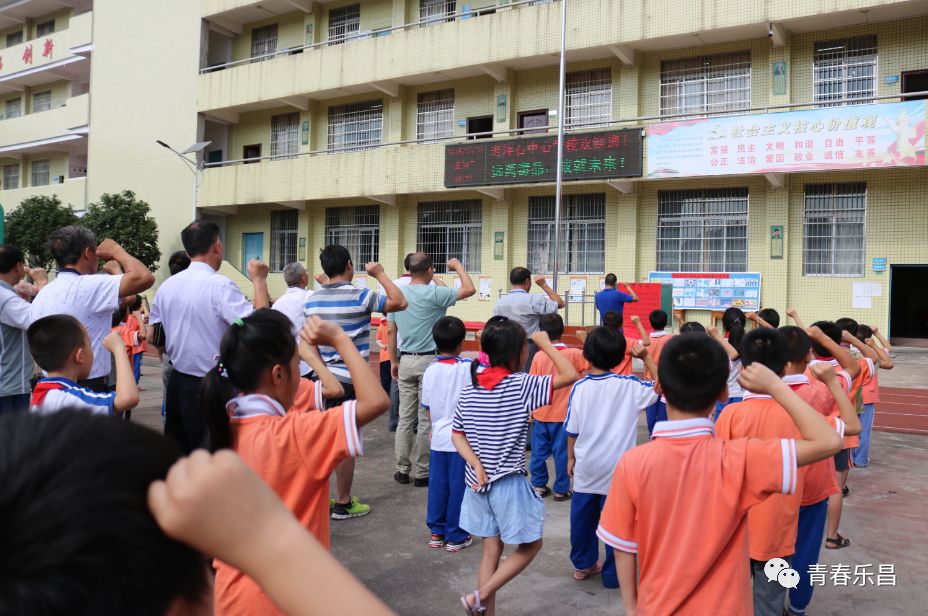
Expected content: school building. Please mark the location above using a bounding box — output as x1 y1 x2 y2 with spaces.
1 0 927 343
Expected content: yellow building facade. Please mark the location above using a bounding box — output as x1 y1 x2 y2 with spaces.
2 0 927 342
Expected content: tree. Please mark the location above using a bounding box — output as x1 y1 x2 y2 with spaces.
84 190 161 270
4 195 78 268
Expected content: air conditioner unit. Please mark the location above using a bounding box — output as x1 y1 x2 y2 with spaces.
54 176 65 184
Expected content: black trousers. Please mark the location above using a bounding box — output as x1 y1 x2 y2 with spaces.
78 376 110 394
164 370 205 454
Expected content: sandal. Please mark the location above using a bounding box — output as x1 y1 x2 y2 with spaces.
554 490 573 502
460 591 486 615
825 533 850 549
574 561 603 580
533 486 551 498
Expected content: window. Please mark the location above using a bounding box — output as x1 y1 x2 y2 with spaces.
328 4 360 44
417 200 482 273
32 91 51 113
31 160 50 186
420 0 455 26
6 31 23 47
416 90 454 141
3 164 19 190
814 36 877 106
325 206 379 264
36 20 55 37
528 194 605 274
5 97 22 119
660 51 751 118
327 100 382 151
803 183 866 277
270 113 299 159
270 210 298 272
565 69 612 128
250 24 278 61
657 188 749 272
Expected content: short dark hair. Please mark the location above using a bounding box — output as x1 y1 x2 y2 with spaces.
408 252 432 275
472 317 526 386
649 309 668 331
857 324 873 341
403 253 414 272
583 326 626 371
538 313 564 341
27 315 87 372
835 317 859 337
0 412 209 615
740 327 788 376
680 321 706 334
659 334 729 412
604 273 617 287
780 326 812 364
432 316 467 354
319 245 352 278
48 225 97 269
168 250 191 276
603 310 623 330
0 244 24 274
757 308 781 329
810 320 842 357
180 220 221 257
509 267 531 285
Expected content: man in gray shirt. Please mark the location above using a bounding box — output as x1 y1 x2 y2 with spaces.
493 266 565 369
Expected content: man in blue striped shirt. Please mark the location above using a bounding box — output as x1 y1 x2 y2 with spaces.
305 244 407 520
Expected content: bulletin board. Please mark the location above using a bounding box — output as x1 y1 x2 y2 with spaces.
648 272 761 311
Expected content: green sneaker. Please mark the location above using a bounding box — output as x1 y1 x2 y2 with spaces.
331 496 371 520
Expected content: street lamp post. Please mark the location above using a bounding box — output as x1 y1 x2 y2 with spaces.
156 140 212 221
552 0 568 293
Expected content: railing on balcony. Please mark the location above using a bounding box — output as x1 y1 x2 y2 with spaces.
200 0 557 74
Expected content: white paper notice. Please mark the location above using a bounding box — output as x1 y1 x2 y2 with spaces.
452 275 462 289
478 277 492 301
852 295 872 309
852 282 869 298
869 283 882 297
354 275 367 289
569 277 587 301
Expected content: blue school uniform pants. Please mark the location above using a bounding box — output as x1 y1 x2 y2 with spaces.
530 420 570 494
427 449 469 543
787 498 829 615
570 492 617 588
132 353 143 383
645 399 667 435
852 403 875 467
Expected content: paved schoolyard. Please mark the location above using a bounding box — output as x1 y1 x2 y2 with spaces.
132 357 927 615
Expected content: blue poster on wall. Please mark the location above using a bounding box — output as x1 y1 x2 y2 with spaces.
649 272 762 311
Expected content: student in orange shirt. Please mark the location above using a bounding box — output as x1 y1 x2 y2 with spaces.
199 309 390 616
575 311 649 377
529 313 588 501
852 324 893 468
596 334 842 616
643 309 672 434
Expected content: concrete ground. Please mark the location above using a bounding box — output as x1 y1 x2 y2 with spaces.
132 357 928 615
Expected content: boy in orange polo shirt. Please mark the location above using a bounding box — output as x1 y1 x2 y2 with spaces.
597 334 842 616
529 314 588 501
643 310 672 434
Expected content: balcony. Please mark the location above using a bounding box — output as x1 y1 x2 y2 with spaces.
0 176 87 211
0 10 93 94
0 93 89 152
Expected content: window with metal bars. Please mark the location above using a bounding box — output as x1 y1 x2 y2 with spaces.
36 20 54 37
31 160 49 186
325 206 380 264
3 164 19 190
813 36 877 106
250 24 278 61
270 210 298 272
657 188 749 272
5 97 22 119
803 183 866 277
565 69 612 129
270 113 300 159
420 0 456 26
6 31 23 47
32 91 51 113
327 100 383 151
417 200 482 273
660 51 751 118
417 90 454 141
528 194 605 274
328 4 360 44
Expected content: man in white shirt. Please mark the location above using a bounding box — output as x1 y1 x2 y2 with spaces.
30 226 154 393
271 261 314 377
493 266 564 371
149 220 270 453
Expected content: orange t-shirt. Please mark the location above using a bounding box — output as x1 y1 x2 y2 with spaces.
786 374 842 506
716 395 806 560
125 313 147 355
530 344 588 422
807 358 862 449
375 320 390 362
610 335 640 376
213 389 361 616
644 332 672 380
862 367 880 404
111 324 139 361
596 418 797 616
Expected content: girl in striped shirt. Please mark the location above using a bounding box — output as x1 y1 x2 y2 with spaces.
452 316 579 616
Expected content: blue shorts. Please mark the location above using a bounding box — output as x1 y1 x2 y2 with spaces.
459 473 544 545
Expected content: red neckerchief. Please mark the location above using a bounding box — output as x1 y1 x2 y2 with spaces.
31 380 67 407
477 366 512 390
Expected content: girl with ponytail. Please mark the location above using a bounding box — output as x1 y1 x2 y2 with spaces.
715 307 747 420
200 308 389 616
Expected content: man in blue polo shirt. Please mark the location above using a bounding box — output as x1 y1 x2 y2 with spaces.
594 273 638 325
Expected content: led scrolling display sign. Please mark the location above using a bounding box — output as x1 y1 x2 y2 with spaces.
444 129 643 188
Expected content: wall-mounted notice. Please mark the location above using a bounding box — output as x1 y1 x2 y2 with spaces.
649 272 762 311
478 276 492 301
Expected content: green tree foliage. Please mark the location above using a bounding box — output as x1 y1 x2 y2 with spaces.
4 195 78 268
83 190 161 270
